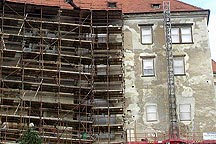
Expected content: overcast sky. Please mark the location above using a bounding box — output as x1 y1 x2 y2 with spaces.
181 0 216 60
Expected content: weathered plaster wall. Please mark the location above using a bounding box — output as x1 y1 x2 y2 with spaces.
123 12 216 141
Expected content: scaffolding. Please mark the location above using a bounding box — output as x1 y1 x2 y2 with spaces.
92 9 124 144
0 0 124 143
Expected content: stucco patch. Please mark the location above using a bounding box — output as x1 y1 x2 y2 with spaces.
188 75 207 85
142 89 153 102
182 86 194 97
127 103 140 121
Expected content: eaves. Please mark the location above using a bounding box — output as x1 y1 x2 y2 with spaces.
123 9 210 25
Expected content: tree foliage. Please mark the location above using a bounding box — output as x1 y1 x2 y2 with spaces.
19 128 42 144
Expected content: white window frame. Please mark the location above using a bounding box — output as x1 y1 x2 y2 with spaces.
179 104 191 121
141 57 155 76
171 25 193 44
140 26 153 44
97 34 107 43
96 64 107 75
126 129 135 142
171 28 180 43
173 56 185 75
85 33 94 41
146 105 158 122
181 27 192 43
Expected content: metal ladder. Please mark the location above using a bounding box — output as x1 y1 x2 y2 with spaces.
163 1 179 139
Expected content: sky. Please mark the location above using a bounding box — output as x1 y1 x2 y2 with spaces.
181 0 216 60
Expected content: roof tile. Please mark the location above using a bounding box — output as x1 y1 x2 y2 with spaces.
6 0 204 13
212 60 216 73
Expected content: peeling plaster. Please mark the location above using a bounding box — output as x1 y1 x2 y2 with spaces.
127 103 140 121
124 12 216 137
181 86 194 97
124 25 141 50
125 88 139 103
188 75 209 85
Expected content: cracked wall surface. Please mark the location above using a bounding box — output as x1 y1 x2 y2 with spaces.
123 11 216 141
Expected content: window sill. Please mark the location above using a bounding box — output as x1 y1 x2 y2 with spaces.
172 42 194 44
180 120 191 121
146 120 158 123
141 43 153 45
174 74 186 76
141 75 155 77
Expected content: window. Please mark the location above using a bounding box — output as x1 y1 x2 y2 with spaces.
97 34 107 43
140 26 153 44
179 104 191 121
96 64 107 75
171 25 192 43
171 28 180 43
181 27 192 43
151 4 160 9
173 56 185 75
85 33 94 41
141 57 155 76
146 105 157 122
108 2 117 8
127 129 135 142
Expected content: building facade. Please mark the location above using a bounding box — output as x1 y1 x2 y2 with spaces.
0 0 215 143
123 1 216 142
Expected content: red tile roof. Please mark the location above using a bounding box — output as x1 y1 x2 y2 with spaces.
6 0 204 13
212 60 216 73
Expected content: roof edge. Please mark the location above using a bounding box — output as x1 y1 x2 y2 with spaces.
123 9 210 15
212 59 216 73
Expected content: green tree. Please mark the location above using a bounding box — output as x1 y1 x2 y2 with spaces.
19 128 42 144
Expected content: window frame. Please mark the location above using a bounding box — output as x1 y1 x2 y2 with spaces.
171 24 193 44
97 34 107 43
171 27 180 43
141 56 155 77
139 24 153 45
179 104 191 121
96 64 107 75
126 129 135 142
151 4 161 9
173 56 186 76
181 27 193 43
107 2 117 8
146 105 158 122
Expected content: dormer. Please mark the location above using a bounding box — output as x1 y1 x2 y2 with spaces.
108 2 117 8
151 3 161 9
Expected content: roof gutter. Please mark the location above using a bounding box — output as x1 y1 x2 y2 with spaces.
206 9 210 25
124 9 210 25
